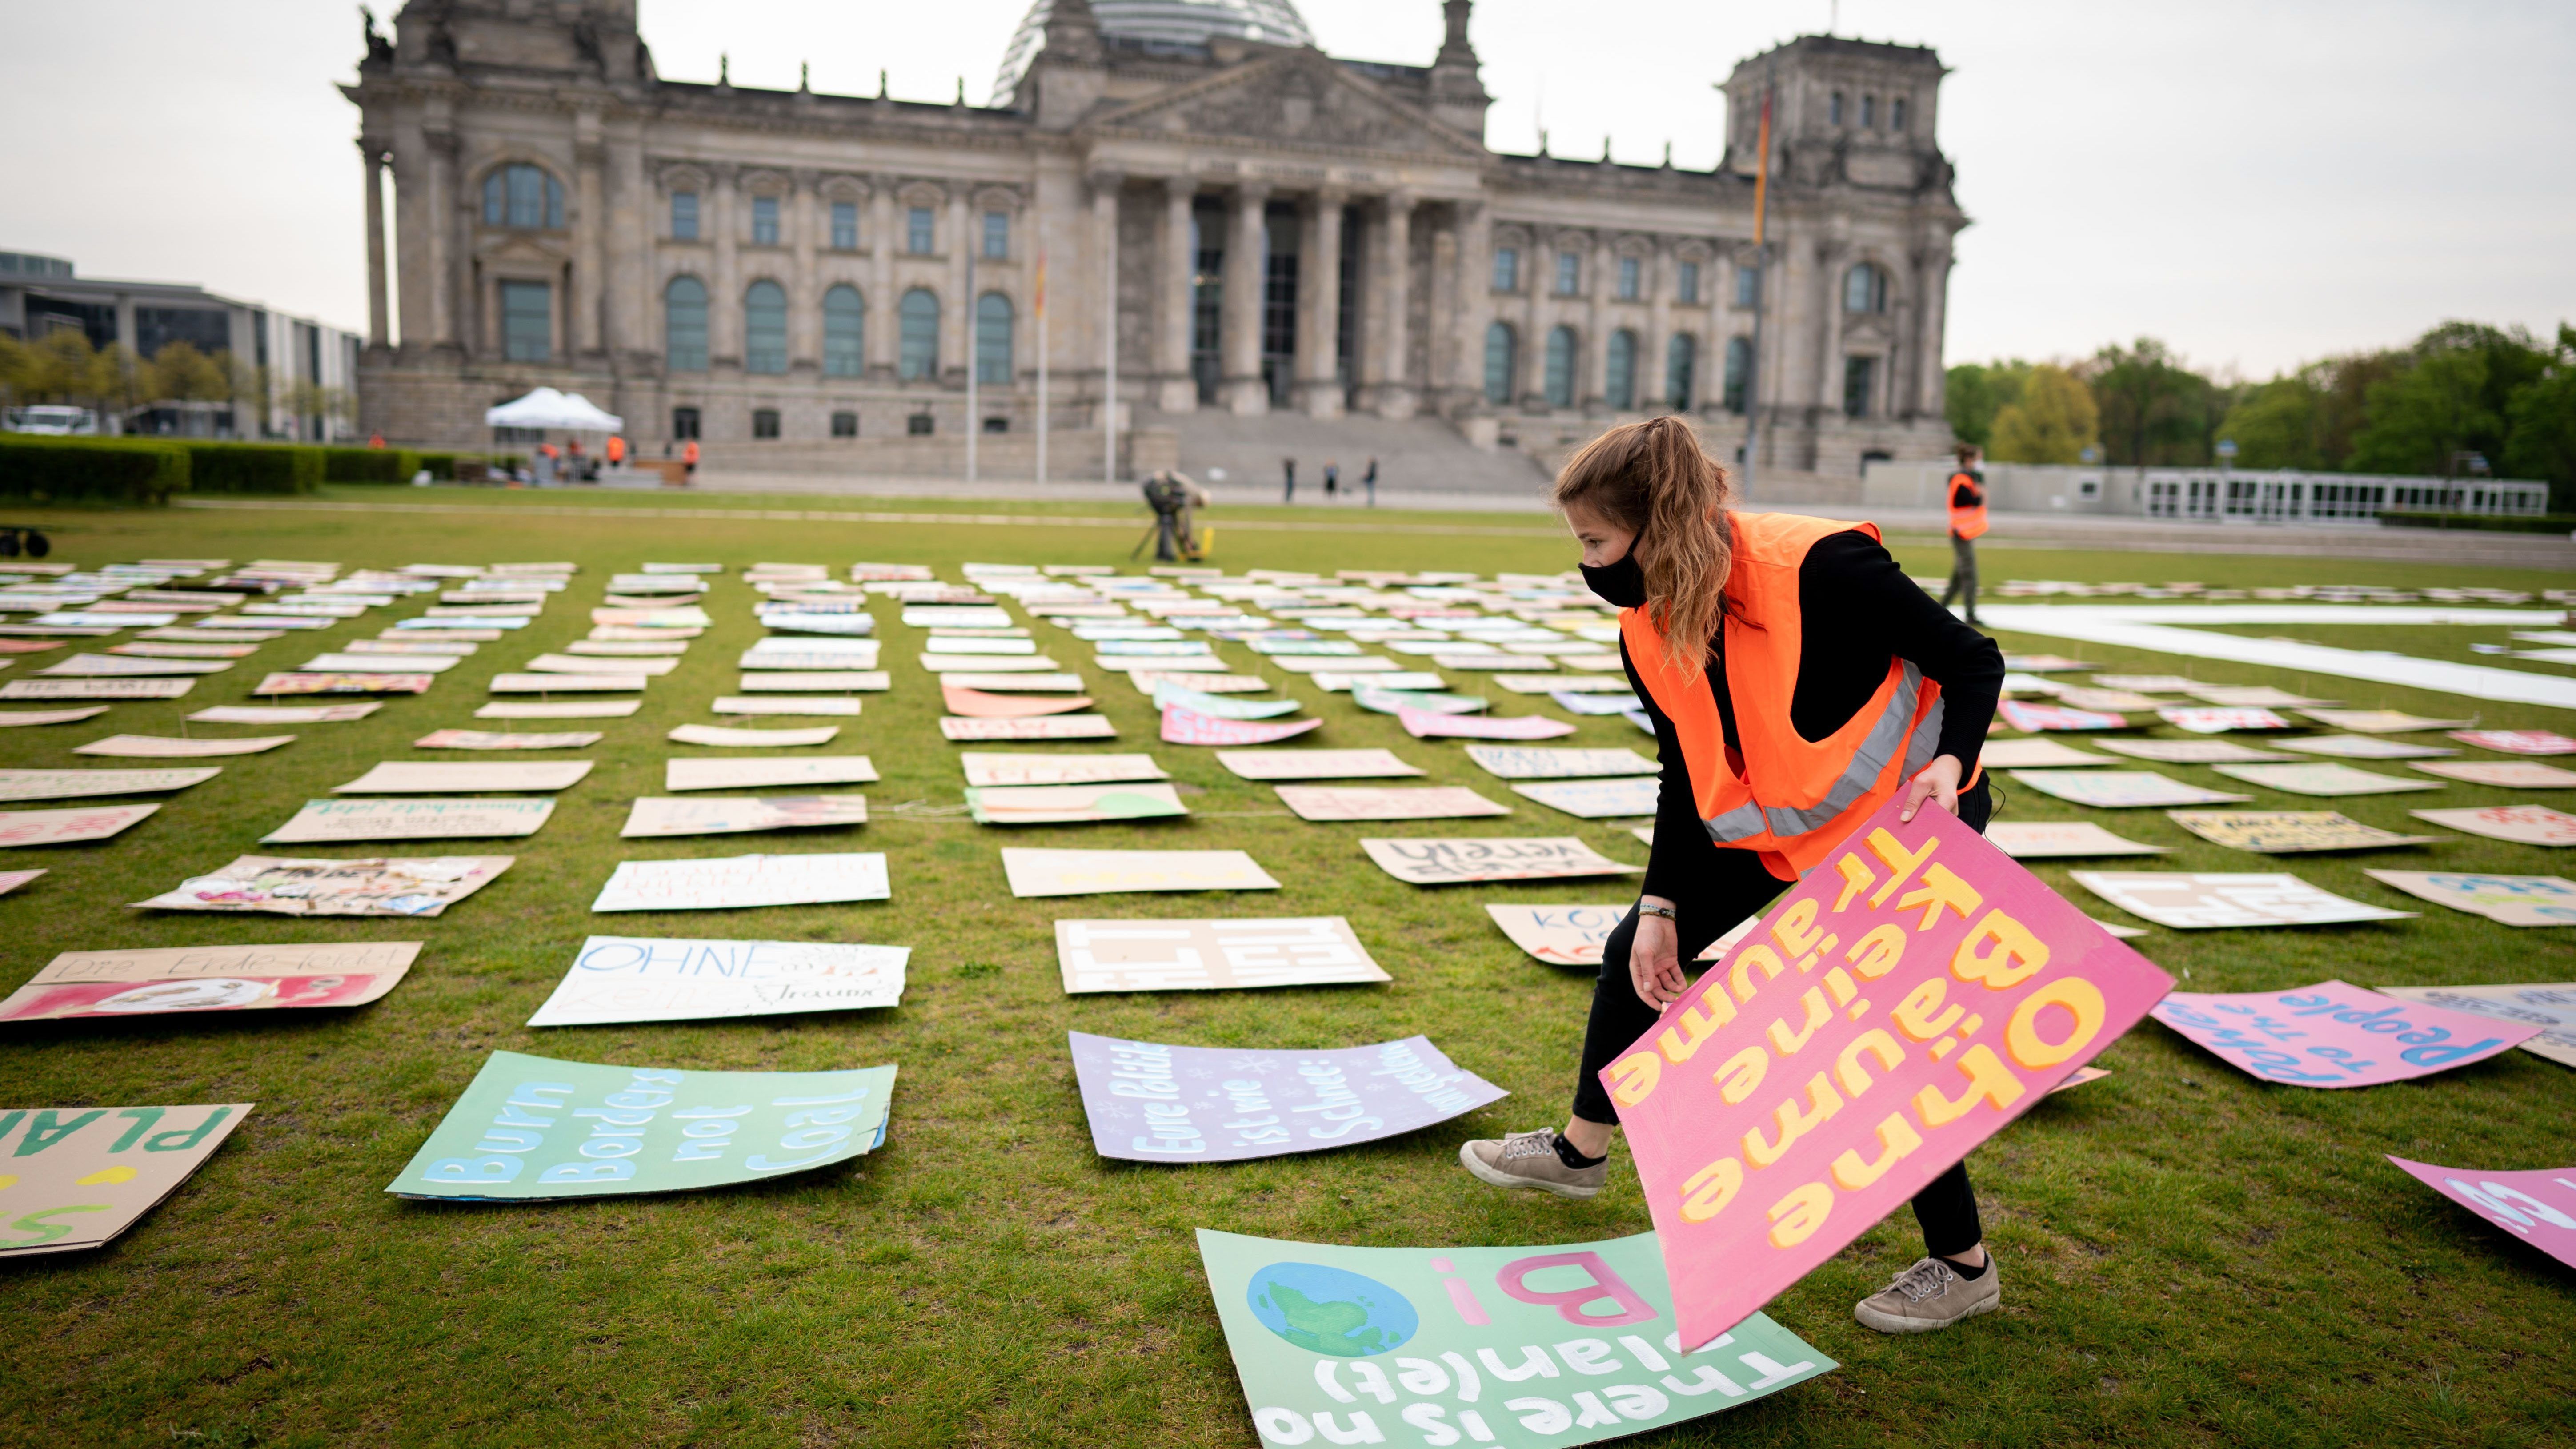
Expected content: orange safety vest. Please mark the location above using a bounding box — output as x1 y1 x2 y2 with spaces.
606 436 625 463
1946 472 1988 540
1621 512 1969 882
682 441 700 465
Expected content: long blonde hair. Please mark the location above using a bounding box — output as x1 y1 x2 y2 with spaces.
1552 417 1736 677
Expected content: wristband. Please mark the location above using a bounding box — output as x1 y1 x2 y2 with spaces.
1636 904 1676 921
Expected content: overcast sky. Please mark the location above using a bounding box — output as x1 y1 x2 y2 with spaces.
4 0 2568 377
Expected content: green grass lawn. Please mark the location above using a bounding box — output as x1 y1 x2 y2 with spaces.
1 493 2570 1448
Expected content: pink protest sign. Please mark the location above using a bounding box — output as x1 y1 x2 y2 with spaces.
1605 799 2175 1350
1397 705 1576 740
1997 700 2125 732
2152 982 2539 1085
1158 706 1322 747
2388 1157 2576 1272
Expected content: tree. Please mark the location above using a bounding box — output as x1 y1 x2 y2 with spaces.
1944 359 2031 450
2348 322 2548 478
2216 376 2326 470
2083 338 2223 467
2504 325 2576 510
1987 364 2099 464
0 333 33 407
143 342 230 405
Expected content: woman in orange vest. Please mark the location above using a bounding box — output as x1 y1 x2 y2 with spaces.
1939 443 1987 625
1459 417 2008 1335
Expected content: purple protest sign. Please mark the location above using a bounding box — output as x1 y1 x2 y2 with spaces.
2388 1156 2576 1273
1068 1031 1506 1163
2151 980 2540 1086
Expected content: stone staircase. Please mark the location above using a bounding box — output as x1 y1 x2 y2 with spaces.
1157 408 1552 501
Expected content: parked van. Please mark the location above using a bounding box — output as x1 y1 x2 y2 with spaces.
3 405 99 435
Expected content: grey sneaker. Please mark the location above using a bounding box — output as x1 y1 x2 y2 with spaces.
1854 1256 2001 1334
1458 1129 1606 1199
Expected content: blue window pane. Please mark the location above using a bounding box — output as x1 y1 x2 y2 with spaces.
506 165 544 229
908 207 934 255
1483 322 1515 404
1544 326 1577 408
1677 261 1700 305
1617 257 1639 301
831 201 857 250
975 292 1013 383
983 212 1009 260
898 288 939 379
1724 335 1752 413
665 277 708 372
745 280 788 374
1492 247 1517 292
673 192 700 241
1669 333 1699 411
753 196 779 246
501 280 551 362
1555 252 1579 296
1605 330 1636 410
483 172 504 225
1735 264 1760 307
824 285 864 377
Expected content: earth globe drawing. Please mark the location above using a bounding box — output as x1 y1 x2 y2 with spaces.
1246 1262 1418 1357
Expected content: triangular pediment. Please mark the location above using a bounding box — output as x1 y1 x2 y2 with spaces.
1092 52 1486 161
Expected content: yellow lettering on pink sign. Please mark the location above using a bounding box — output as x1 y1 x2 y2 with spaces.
1680 1156 1742 1222
1829 1113 1923 1190
2006 976 2107 1068
1953 910 2051 990
1766 1182 1834 1247
1911 1044 2027 1127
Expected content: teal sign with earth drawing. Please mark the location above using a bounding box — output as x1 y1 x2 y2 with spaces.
1199 1229 1834 1447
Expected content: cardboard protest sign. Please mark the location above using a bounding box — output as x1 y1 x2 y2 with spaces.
1005 849 1280 898
2094 738 2290 764
943 685 1093 718
388 1052 893 1200
254 673 434 696
264 797 556 844
1362 837 1640 886
1154 683 1302 720
1457 747 1652 780
2452 730 2576 756
74 734 292 758
665 757 877 791
941 714 1118 742
735 671 891 693
1071 1032 1502 1163
336 761 591 794
1264 654 1393 675
303 652 460 674
2158 707 2295 735
489 672 643 693
2151 980 2536 1085
1312 670 1445 692
0 767 219 803
944 672 1087 693
669 724 841 748
2411 805 2576 846
0 1104 252 1255
2298 709 2468 733
2413 760 2576 788
1220 748 1422 781
2090 674 2201 693
2367 872 2576 927
1054 917 1382 991
2187 686 2332 709
0 706 109 727
1398 707 1576 741
1 678 195 701
0 869 43 896
621 796 867 838
37 654 231 677
476 699 642 719
2069 871 2414 929
415 730 603 750
967 782 1189 825
2387 1157 2576 1271
1607 801 2175 1348
2276 734 2455 761
1131 670 1269 694
921 654 1064 674
1980 739 2118 769
2210 762 2441 796
1161 705 1322 746
1486 904 1636 966
2051 687 2169 712
0 803 159 847
715 697 863 717
960 753 1165 787
2377 983 2576 1068
1997 701 2125 733
1983 821 2167 859
2010 770 2252 808
1198 1228 1833 1448
1510 778 1661 819
132 855 512 916
524 654 675 677
575 640 689 657
1277 786 1512 822
592 852 891 911
916 636 1036 655
2167 811 2436 853
1549 691 1642 716
0 941 417 1021
526 936 907 1027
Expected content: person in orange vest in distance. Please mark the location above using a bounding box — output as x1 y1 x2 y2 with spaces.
1456 417 2009 1336
368 432 385 449
1939 444 1987 627
605 434 625 470
681 438 699 482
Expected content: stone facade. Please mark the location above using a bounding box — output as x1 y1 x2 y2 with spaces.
349 0 1965 474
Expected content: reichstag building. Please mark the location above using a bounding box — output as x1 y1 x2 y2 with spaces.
350 0 1965 475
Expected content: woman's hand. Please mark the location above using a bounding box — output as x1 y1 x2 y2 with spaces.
1900 754 1966 823
1629 896 1688 1011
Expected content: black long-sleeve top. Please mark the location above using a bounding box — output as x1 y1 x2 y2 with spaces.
1623 530 2003 899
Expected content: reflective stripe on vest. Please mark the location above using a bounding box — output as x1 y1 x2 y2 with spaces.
1699 661 1945 847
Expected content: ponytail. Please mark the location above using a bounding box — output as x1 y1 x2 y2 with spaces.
1552 416 1736 677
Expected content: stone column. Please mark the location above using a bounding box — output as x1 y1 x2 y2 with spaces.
1426 210 1457 416
946 187 972 384
1296 189 1345 418
1452 200 1491 408
1584 232 1611 409
1914 243 1951 421
868 180 897 379
573 121 606 357
710 164 741 368
789 170 819 371
608 132 646 365
423 124 458 347
1094 171 1122 413
1815 241 1847 418
390 128 430 355
360 138 389 349
1156 177 1197 411
1219 182 1269 416
1368 193 1415 418
1643 241 1671 410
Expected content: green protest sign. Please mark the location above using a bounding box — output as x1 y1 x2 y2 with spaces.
1197 1228 1832 1446
389 1050 894 1200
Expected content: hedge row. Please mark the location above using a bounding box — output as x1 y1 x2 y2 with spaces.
182 441 324 494
2381 511 2576 534
0 436 190 504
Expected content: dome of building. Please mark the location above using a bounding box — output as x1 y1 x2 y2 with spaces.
992 0 1317 104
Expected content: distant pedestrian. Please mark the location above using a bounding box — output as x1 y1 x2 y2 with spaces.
1939 444 1987 627
683 438 700 483
1281 457 1296 503
1323 459 1339 500
1363 456 1378 507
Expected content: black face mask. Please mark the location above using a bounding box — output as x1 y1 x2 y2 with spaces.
1581 551 1648 609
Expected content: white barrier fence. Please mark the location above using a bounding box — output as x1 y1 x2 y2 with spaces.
1862 459 2550 524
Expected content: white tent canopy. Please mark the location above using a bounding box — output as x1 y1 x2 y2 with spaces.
484 387 622 432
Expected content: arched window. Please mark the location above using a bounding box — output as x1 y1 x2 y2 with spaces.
744 281 788 375
1844 263 1887 314
482 163 563 229
1543 326 1578 409
1830 91 1846 126
1483 322 1516 405
665 276 708 373
898 288 940 380
822 285 864 378
974 293 1014 384
1605 329 1638 411
1892 96 1909 132
1668 333 1698 411
1723 336 1753 413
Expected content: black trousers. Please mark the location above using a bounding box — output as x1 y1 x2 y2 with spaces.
1939 534 1979 618
1573 778 1992 1258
